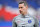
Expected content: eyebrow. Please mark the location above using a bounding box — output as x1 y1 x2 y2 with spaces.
19 7 23 8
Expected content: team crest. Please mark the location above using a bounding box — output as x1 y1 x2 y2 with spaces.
28 20 32 23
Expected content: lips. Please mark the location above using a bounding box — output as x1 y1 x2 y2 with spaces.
20 11 22 13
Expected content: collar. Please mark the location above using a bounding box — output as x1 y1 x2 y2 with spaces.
21 13 30 18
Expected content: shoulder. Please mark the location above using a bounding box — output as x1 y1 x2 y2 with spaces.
30 15 39 21
29 15 37 20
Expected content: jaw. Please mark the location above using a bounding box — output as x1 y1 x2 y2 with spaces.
21 11 28 15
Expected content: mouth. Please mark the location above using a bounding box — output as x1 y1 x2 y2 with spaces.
20 11 22 13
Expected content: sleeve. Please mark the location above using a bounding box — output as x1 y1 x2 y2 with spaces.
34 18 39 27
12 18 17 27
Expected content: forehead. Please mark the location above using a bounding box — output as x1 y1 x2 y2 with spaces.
19 3 24 7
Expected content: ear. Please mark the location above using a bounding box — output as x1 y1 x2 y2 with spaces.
26 5 28 8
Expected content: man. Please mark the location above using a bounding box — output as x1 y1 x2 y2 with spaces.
12 1 39 27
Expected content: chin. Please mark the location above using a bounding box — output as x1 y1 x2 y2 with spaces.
21 13 24 14
20 12 23 14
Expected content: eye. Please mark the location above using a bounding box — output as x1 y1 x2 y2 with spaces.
21 7 23 8
19 7 23 9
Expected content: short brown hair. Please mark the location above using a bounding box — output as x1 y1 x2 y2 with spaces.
19 1 27 6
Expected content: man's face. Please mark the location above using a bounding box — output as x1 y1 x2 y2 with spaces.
19 3 28 14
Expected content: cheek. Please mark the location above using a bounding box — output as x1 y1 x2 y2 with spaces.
22 7 25 10
22 9 25 12
22 8 26 11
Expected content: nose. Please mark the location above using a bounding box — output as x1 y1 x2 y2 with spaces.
19 8 21 11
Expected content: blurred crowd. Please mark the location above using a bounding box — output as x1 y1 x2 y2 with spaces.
0 0 40 27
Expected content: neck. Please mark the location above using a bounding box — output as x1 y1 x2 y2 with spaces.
22 12 28 16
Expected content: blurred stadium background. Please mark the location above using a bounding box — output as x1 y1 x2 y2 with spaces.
0 0 40 27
